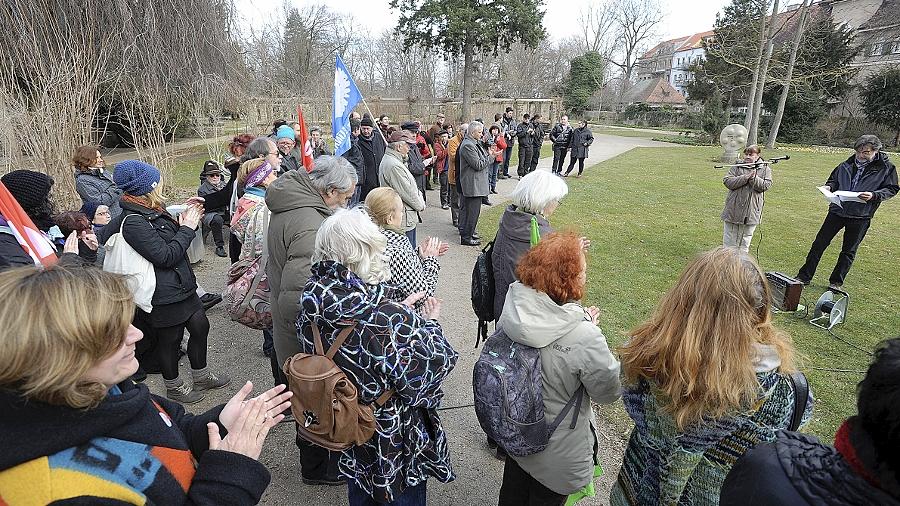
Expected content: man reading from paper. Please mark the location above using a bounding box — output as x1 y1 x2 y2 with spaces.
796 135 898 289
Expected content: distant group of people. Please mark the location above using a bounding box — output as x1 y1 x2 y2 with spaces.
0 112 897 506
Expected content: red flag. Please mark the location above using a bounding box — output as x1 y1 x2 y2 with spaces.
0 181 57 268
296 105 314 172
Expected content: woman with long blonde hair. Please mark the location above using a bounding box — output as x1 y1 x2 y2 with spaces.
610 247 812 506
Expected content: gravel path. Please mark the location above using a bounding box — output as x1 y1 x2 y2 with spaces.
141 134 676 505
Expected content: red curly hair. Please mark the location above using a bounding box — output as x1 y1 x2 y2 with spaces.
516 231 585 304
229 133 255 157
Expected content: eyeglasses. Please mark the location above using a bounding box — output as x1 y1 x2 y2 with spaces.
96 211 110 216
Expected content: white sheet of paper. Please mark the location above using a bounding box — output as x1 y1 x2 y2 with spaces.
818 186 842 208
835 190 865 203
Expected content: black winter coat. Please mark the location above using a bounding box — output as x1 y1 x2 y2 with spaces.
720 428 900 506
359 132 387 199
102 200 198 306
825 152 898 219
549 123 572 148
343 135 365 183
406 141 426 193
516 122 535 147
0 231 33 271
569 126 594 159
531 121 545 149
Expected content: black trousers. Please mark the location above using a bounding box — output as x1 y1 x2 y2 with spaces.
459 195 483 241
440 171 449 207
498 457 567 506
566 157 586 175
551 147 568 174
502 145 513 176
517 146 533 177
449 183 460 227
797 211 871 285
528 144 541 174
203 213 225 247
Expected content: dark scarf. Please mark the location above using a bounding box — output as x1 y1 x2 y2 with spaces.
835 417 900 499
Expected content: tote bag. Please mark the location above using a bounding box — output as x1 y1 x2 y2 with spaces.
103 214 156 312
224 208 271 329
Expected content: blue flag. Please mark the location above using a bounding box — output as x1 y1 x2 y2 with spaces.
332 55 363 157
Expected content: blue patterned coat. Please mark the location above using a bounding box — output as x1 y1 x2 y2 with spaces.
297 261 458 502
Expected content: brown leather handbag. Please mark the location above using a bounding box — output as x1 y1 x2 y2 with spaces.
284 322 393 451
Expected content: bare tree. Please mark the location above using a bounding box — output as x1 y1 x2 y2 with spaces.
579 1 617 55
766 0 811 148
610 0 664 83
747 0 780 145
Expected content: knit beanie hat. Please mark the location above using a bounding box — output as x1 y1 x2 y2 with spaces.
1 170 54 210
113 159 160 196
276 125 296 140
79 201 100 220
360 116 375 127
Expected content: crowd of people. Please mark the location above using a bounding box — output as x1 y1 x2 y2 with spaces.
0 107 896 506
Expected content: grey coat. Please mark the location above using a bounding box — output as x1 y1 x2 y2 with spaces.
722 163 772 225
500 282 622 495
379 148 425 232
265 169 332 364
457 137 490 197
491 205 551 319
74 169 122 219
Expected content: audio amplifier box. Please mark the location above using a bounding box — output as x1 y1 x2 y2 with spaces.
765 271 803 312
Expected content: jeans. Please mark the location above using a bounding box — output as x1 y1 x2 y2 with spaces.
797 211 871 285
489 161 500 191
517 146 533 177
405 228 417 248
566 157 585 175
439 171 449 206
551 146 568 174
348 479 427 506
498 457 567 506
502 145 513 176
449 183 460 226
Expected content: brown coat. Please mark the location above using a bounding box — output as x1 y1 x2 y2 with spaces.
447 132 465 185
721 163 772 225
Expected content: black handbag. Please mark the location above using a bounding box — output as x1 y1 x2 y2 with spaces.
787 371 810 431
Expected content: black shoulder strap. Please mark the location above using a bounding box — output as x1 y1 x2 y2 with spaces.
788 371 809 431
548 385 586 436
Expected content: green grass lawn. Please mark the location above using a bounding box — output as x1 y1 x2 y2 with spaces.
478 145 900 441
506 143 553 168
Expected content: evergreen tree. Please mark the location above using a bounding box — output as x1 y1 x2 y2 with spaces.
860 67 900 146
564 51 606 113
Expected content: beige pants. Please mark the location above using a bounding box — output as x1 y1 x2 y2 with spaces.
723 222 758 253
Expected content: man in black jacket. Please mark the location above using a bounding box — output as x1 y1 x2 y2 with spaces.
515 113 534 178
796 135 898 289
528 114 545 175
342 119 365 205
720 338 900 506
549 115 572 175
357 116 386 202
500 107 516 178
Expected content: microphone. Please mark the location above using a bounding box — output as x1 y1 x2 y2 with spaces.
767 155 790 162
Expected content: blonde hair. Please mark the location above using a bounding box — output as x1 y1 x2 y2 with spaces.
618 247 796 429
365 187 402 231
0 266 134 409
238 158 266 188
133 186 166 209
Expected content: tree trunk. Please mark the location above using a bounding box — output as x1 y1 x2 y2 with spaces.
766 0 810 149
461 36 474 123
744 0 770 130
748 0 779 146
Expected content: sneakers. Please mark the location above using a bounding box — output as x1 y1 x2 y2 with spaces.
829 282 843 291
167 382 205 404
441 204 450 210
215 246 227 257
200 293 223 310
193 371 231 392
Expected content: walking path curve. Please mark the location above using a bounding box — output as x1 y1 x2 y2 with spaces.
148 133 678 505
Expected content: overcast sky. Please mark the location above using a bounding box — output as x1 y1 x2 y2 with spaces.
236 0 732 43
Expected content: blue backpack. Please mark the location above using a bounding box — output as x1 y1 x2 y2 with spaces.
473 328 585 457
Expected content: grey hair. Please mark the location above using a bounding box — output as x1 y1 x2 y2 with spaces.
854 135 883 152
468 121 484 138
309 155 358 194
459 123 469 135
312 207 390 285
241 137 272 163
510 170 569 215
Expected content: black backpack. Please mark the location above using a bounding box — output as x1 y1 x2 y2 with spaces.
471 239 495 347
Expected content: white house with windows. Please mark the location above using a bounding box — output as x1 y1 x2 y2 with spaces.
635 30 714 98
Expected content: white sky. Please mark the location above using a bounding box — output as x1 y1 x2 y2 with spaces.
236 0 732 43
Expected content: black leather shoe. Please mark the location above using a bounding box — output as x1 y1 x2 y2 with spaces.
461 238 482 246
200 293 223 310
473 233 481 240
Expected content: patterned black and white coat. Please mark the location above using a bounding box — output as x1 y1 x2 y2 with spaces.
297 261 458 503
382 227 440 302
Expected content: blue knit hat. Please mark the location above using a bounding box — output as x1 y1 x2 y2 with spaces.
113 159 160 196
276 125 296 140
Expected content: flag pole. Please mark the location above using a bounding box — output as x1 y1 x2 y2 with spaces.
360 96 388 145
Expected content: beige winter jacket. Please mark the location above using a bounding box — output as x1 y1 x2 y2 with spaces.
499 282 622 495
379 148 425 232
721 162 772 225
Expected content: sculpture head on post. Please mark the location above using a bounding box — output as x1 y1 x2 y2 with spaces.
719 124 748 163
